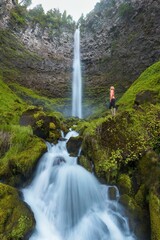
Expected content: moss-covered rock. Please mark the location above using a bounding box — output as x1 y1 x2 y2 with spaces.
0 183 35 239
0 126 47 187
117 174 132 195
137 150 160 187
20 107 62 143
149 190 160 240
119 193 150 240
118 61 160 109
135 184 147 208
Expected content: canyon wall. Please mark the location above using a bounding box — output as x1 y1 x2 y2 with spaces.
0 0 159 109
81 0 160 104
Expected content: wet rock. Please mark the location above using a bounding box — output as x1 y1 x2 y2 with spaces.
53 156 66 166
66 136 83 156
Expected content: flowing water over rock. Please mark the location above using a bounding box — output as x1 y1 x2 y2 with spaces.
72 28 82 118
23 131 136 240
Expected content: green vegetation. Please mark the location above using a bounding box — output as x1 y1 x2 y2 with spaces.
0 183 35 239
149 190 160 240
0 75 64 187
9 1 75 31
0 77 27 124
118 61 160 108
10 4 27 26
76 62 160 239
9 82 67 116
0 123 46 186
118 3 134 18
0 29 41 81
79 62 160 240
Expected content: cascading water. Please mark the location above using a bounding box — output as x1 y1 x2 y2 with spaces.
72 28 82 118
22 131 136 240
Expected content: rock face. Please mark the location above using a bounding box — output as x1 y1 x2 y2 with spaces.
0 0 75 99
0 0 159 109
80 0 160 103
0 0 16 27
17 24 74 98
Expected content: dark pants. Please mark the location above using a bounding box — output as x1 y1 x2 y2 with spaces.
109 98 116 109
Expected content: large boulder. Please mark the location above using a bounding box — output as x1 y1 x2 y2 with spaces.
0 183 35 239
20 107 62 143
0 133 47 187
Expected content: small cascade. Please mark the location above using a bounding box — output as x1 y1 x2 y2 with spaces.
22 131 136 240
72 28 82 118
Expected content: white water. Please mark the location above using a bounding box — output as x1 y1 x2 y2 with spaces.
72 28 82 118
23 131 136 240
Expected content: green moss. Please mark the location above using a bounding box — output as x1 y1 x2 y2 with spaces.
36 119 44 127
0 125 46 186
135 184 147 207
118 61 160 109
138 150 160 187
50 122 56 129
117 174 132 195
0 183 35 239
0 29 41 81
9 82 68 114
119 193 150 239
0 77 27 124
78 155 92 172
149 190 160 240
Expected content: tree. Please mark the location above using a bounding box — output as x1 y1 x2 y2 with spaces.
27 4 45 26
19 0 32 7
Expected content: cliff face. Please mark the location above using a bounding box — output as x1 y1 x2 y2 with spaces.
0 0 15 27
17 25 74 98
0 0 159 109
80 0 160 104
0 0 75 98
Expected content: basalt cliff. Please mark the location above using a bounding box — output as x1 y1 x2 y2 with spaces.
0 0 159 115
0 1 160 239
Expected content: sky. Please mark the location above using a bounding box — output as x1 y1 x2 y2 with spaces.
30 0 100 21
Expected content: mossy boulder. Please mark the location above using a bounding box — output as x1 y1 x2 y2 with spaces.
134 90 159 107
117 174 132 195
137 150 160 187
0 130 47 187
119 193 150 240
20 107 62 143
0 183 35 239
149 189 160 240
118 61 160 109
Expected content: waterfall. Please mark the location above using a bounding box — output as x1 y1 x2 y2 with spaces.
22 131 136 240
72 28 82 118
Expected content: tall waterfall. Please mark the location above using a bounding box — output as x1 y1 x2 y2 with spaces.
23 131 136 240
72 28 82 118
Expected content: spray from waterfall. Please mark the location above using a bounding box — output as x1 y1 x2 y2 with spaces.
72 28 82 118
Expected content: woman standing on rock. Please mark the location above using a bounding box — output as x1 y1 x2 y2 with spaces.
109 86 116 116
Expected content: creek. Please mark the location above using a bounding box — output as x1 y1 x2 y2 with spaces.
22 130 136 240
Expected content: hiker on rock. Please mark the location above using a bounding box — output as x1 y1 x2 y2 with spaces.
109 86 116 116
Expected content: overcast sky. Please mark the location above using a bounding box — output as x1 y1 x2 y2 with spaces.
30 0 100 21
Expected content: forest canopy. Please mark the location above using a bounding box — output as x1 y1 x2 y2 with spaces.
10 0 75 30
